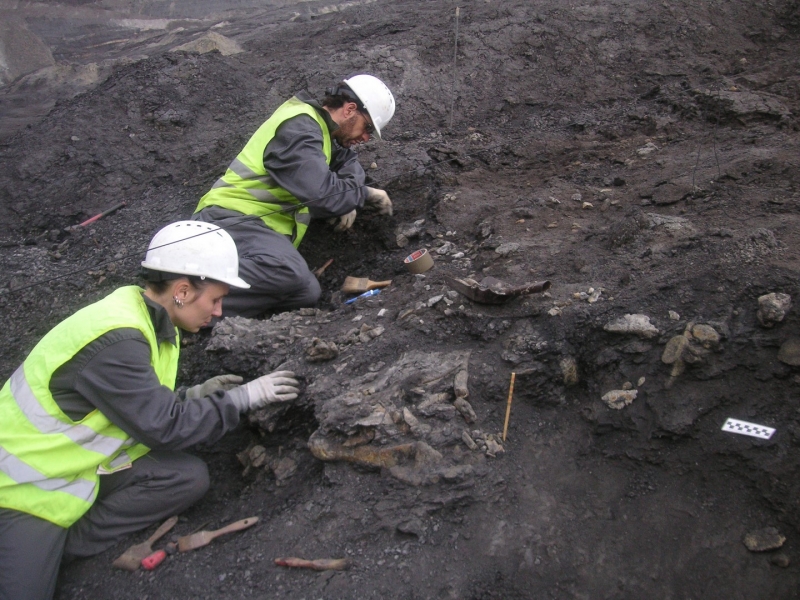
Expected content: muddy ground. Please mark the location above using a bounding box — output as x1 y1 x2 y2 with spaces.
2 0 800 598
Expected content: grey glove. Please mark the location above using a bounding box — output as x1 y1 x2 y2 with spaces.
184 374 243 400
228 371 300 412
364 187 393 216
333 209 357 232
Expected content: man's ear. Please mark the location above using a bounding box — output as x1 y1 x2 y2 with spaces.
343 101 359 118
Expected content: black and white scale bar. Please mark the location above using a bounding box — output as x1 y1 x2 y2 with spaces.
721 418 775 440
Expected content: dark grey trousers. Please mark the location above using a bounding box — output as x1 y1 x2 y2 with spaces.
193 207 321 318
0 450 209 600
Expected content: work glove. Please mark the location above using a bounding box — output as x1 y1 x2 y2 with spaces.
364 187 393 216
228 371 300 412
333 209 357 232
184 374 243 400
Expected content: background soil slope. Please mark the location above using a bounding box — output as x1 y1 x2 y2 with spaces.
1 0 800 598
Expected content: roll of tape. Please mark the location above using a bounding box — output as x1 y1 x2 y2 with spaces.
404 248 434 274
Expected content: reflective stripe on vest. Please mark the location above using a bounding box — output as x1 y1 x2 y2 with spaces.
0 286 180 527
194 96 331 248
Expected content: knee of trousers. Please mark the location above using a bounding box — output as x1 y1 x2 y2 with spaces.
175 455 210 505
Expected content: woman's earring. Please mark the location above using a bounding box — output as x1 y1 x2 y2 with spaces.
173 296 184 308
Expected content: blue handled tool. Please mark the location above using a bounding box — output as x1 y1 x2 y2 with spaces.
344 289 381 304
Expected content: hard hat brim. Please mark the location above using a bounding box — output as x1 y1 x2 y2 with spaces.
140 264 251 289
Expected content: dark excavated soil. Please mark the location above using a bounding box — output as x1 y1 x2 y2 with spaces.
1 1 800 598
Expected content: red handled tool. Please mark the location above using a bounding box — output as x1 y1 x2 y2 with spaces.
141 542 177 570
141 549 166 570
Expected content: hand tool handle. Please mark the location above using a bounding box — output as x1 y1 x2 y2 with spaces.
344 289 380 304
78 202 126 227
209 517 259 538
368 280 392 290
146 515 179 545
141 549 167 570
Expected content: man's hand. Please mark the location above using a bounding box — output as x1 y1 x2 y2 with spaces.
185 374 243 400
232 371 300 412
364 187 393 216
333 209 357 232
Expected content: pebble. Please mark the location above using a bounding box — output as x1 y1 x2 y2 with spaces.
669 310 680 320
757 292 792 328
743 527 786 552
691 324 720 348
461 430 478 450
601 389 637 409
604 314 659 338
662 335 689 364
770 553 790 568
495 242 520 256
427 295 444 307
778 338 800 366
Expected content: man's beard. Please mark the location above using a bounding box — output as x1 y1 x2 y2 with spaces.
332 115 360 147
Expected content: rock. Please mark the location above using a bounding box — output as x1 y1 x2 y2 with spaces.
485 437 504 457
418 400 457 420
645 213 694 232
306 338 339 362
248 445 268 468
440 464 475 482
743 527 786 552
358 324 384 343
454 368 469 398
757 293 792 328
636 141 658 156
651 181 692 206
778 338 800 366
171 32 244 56
395 220 426 248
669 310 681 320
0 16 55 84
461 430 478 450
495 242 520 257
435 241 456 255
512 207 535 219
477 220 494 239
427 295 444 307
397 519 425 538
402 407 420 429
770 553 790 568
560 356 579 386
693 88 793 124
604 314 659 338
271 457 297 484
601 389 638 410
691 324 720 348
453 398 477 424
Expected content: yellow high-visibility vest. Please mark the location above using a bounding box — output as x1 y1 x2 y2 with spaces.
0 286 179 527
195 97 333 248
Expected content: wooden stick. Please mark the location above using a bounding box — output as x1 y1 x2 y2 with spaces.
313 258 333 277
502 372 516 442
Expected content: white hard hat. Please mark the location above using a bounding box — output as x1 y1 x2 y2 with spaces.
343 74 395 139
141 221 250 289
